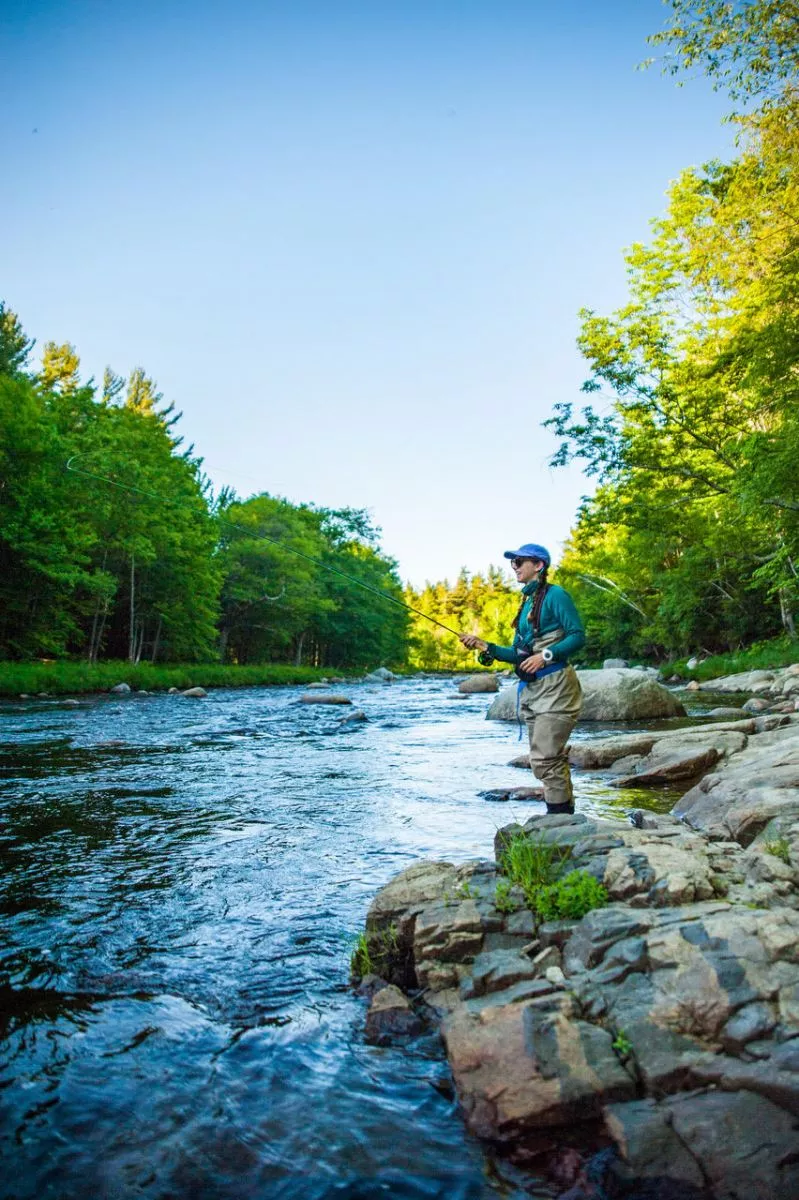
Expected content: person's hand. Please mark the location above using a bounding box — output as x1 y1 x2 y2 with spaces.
459 633 488 652
519 653 546 675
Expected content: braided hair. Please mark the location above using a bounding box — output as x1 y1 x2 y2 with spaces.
510 561 550 637
529 564 550 635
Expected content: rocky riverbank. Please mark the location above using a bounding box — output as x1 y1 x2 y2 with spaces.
354 708 799 1198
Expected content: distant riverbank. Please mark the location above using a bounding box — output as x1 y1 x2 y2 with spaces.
0 660 350 697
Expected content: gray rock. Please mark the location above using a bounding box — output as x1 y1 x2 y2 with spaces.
110 682 131 694
577 669 686 721
181 686 208 698
706 706 750 718
458 674 499 694
363 667 395 683
299 693 352 705
478 786 543 803
721 1001 776 1051
675 723 799 844
603 658 628 669
486 669 685 723
613 745 720 787
605 1089 799 1196
336 710 368 729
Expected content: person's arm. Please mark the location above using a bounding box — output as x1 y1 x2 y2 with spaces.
547 589 585 661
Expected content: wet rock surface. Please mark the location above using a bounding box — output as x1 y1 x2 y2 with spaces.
357 713 799 1198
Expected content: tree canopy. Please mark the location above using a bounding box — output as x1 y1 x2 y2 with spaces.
0 307 406 668
547 0 799 660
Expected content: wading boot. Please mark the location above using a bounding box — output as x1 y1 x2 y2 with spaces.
545 802 575 816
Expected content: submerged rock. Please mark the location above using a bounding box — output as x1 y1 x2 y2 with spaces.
363 667 395 683
299 693 352 705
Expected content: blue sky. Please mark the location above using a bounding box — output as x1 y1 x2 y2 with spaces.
2 1 734 586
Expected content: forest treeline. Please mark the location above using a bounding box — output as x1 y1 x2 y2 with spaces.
0 310 407 667
545 0 799 662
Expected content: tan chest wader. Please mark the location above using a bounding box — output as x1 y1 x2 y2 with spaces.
517 626 583 812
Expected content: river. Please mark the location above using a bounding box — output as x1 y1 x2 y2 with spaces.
0 676 695 1199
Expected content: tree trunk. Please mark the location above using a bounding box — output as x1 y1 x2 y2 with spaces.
128 554 136 663
779 586 797 640
294 631 306 666
219 627 229 663
151 615 162 664
134 620 145 664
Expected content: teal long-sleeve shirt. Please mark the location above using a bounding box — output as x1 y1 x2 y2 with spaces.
486 580 585 665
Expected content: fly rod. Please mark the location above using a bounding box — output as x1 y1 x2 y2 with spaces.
65 454 465 639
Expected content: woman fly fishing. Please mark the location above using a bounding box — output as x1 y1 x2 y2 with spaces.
459 543 585 814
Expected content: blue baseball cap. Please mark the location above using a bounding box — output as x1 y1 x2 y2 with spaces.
504 543 551 565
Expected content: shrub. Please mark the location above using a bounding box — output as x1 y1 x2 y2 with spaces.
529 870 608 922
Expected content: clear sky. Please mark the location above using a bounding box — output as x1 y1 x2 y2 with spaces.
2 0 734 587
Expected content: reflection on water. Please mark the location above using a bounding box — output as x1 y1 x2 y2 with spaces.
0 678 687 1199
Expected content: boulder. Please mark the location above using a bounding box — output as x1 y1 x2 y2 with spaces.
299 693 352 705
706 706 750 718
603 658 628 669
363 667 395 683
458 674 499 694
486 669 685 723
181 687 207 698
168 687 181 694
486 686 522 721
577 669 686 721
110 682 131 694
364 985 423 1044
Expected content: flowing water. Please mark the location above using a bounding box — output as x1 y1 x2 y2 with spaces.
0 677 696 1199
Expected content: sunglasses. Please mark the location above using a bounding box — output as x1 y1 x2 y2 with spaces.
510 556 543 569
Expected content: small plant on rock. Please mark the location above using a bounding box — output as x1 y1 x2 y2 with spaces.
612 1030 633 1059
455 879 475 900
494 878 517 914
350 932 374 979
763 836 791 865
498 831 570 906
529 870 608 922
349 924 400 980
